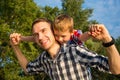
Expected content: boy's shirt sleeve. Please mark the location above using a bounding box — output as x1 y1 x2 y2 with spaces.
70 30 83 45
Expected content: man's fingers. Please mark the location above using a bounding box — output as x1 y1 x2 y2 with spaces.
10 33 21 45
89 24 102 32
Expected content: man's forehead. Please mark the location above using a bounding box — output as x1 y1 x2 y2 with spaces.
33 22 50 29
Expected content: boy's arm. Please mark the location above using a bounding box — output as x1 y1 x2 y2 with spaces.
21 36 35 42
79 31 91 42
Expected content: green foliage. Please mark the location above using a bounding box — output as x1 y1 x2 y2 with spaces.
85 39 101 52
0 67 5 80
41 6 61 21
0 0 41 34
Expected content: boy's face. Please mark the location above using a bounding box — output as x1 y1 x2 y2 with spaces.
54 30 73 45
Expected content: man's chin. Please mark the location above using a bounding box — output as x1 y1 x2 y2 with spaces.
41 45 49 50
37 42 50 50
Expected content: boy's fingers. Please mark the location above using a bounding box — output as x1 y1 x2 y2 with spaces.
87 31 92 35
91 31 100 37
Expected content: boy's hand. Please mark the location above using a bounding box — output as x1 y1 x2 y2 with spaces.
10 33 21 46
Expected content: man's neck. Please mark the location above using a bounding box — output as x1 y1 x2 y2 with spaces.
47 42 60 59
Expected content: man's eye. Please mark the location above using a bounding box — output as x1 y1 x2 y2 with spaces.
42 29 46 33
33 33 38 37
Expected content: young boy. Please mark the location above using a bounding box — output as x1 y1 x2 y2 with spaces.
53 14 90 45
21 14 90 45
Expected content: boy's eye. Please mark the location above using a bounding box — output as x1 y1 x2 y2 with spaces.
54 35 57 37
54 34 58 37
62 35 66 38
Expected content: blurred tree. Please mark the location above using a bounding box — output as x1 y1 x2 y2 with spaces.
61 0 95 32
0 0 44 80
0 67 5 80
42 6 61 21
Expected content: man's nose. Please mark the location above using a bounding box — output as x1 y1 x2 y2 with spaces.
38 32 43 40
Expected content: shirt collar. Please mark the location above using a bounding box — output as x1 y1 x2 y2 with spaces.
43 42 77 59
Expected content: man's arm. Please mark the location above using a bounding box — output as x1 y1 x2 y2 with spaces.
10 33 29 74
89 24 120 74
105 39 120 74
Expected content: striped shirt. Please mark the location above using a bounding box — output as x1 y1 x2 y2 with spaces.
26 42 110 80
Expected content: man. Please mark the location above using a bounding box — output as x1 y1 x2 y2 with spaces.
10 18 120 80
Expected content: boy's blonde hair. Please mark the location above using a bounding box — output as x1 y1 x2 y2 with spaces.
54 14 74 32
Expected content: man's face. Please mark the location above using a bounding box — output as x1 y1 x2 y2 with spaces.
54 30 73 45
32 22 56 50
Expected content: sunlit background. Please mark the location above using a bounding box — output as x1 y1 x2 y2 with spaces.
34 0 120 38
